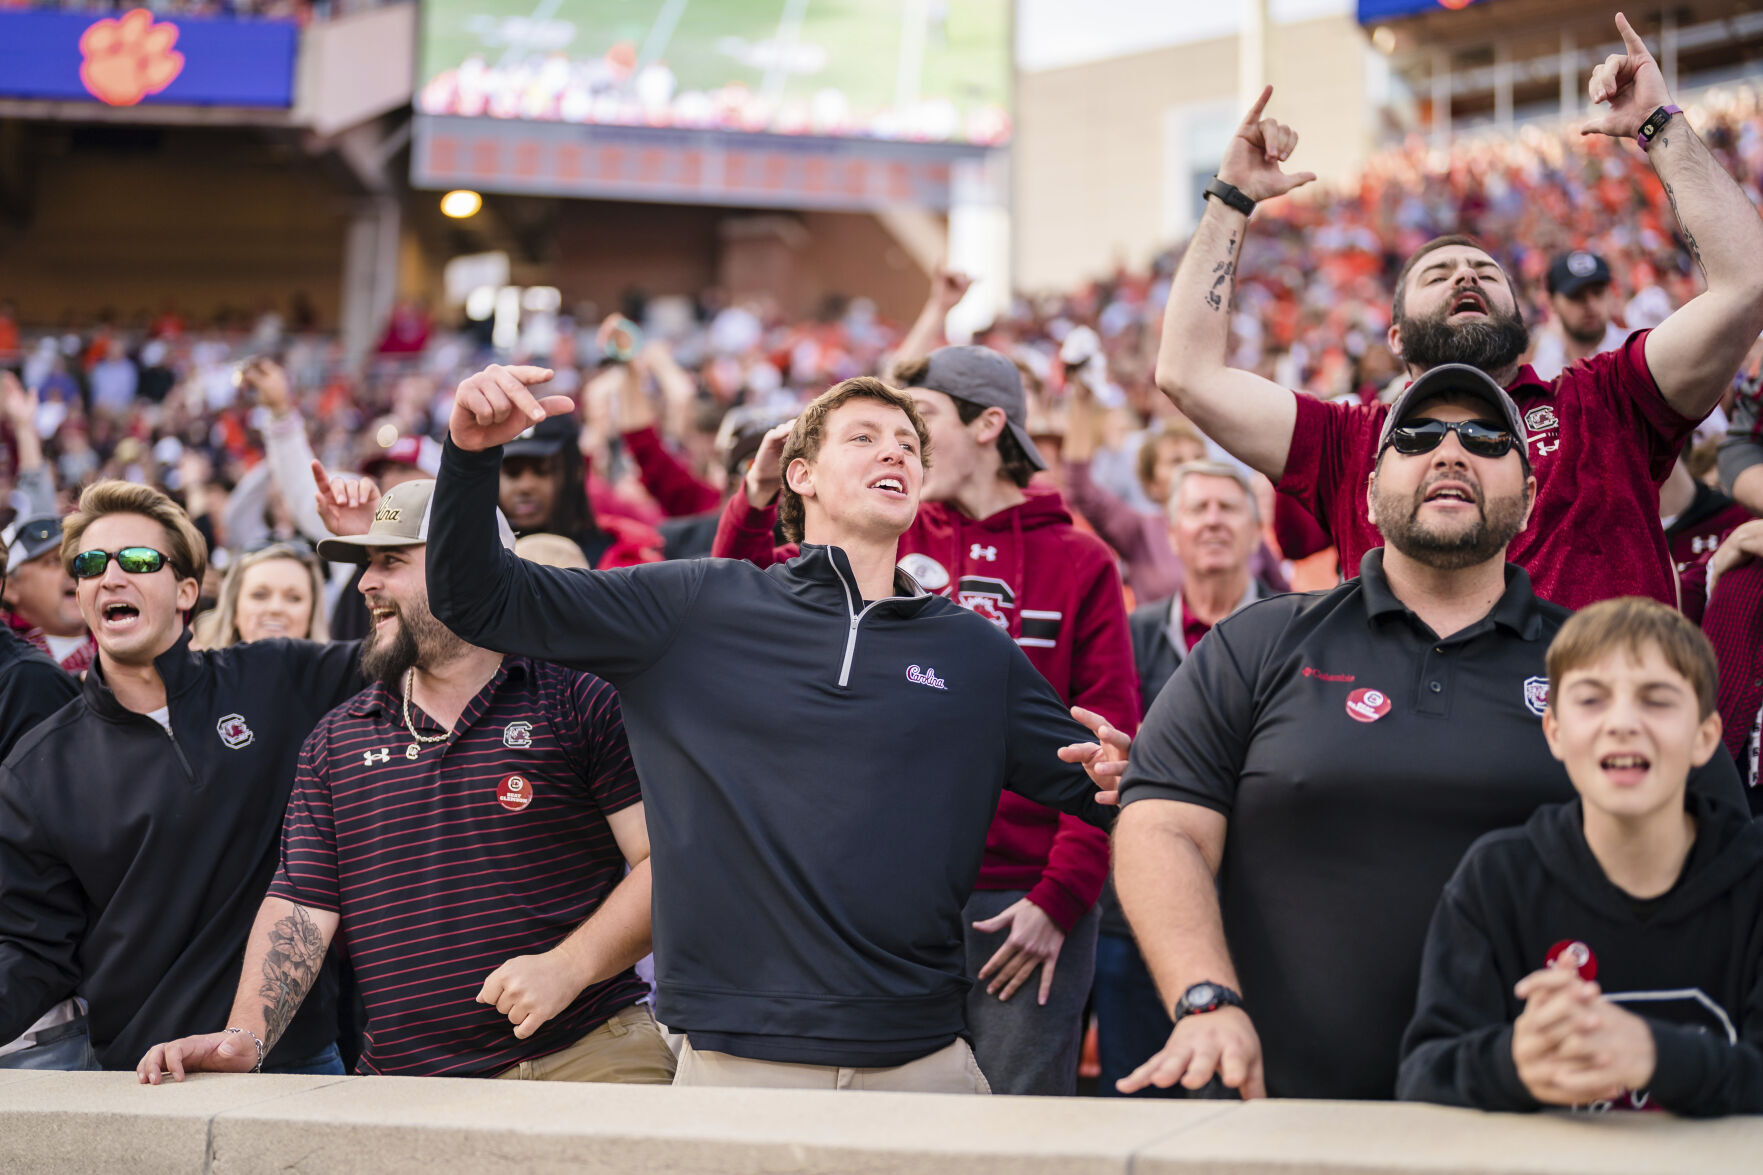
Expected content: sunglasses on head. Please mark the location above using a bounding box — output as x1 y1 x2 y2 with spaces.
70 547 175 579
1386 418 1517 460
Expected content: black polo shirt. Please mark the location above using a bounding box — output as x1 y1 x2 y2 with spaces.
269 656 647 1076
1118 549 1745 1101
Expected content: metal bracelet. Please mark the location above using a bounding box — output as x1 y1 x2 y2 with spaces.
225 1026 266 1073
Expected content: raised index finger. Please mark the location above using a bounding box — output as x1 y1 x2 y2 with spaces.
1614 12 1649 57
1240 84 1273 128
502 365 556 387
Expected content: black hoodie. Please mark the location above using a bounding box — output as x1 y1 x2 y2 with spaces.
1398 791 1763 1116
428 437 1113 1066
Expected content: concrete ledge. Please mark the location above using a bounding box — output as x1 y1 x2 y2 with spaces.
1 1072 1759 1174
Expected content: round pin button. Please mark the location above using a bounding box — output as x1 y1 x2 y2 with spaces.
497 774 534 812
1545 939 1598 981
1345 688 1392 723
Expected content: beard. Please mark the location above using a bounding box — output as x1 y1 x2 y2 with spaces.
1374 470 1529 571
1396 303 1531 373
1561 316 1608 346
359 593 467 685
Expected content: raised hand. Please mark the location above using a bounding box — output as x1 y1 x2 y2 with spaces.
310 459 380 538
744 418 797 508
1582 13 1672 140
1058 705 1132 805
1216 86 1317 205
448 364 575 453
929 265 973 312
0 370 35 432
238 357 292 417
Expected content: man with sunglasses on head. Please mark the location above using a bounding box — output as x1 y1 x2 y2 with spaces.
1158 16 1763 612
1111 365 1747 1103
0 480 366 1072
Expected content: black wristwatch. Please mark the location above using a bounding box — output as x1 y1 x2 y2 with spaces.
1173 981 1244 1023
1202 177 1256 217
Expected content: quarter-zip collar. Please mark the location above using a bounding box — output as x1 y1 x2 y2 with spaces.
780 544 936 688
82 629 204 723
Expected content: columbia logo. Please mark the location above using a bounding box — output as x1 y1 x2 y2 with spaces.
906 664 946 690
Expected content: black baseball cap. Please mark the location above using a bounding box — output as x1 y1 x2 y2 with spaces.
1377 364 1529 454
1546 251 1612 297
502 414 576 460
911 345 1048 471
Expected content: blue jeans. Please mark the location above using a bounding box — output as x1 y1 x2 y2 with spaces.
263 1042 345 1076
0 1022 98 1071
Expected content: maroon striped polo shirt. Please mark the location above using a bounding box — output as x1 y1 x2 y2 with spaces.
268 657 646 1076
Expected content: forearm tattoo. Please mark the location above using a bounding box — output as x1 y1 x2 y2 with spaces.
1660 171 1708 275
259 905 325 1051
1205 232 1240 312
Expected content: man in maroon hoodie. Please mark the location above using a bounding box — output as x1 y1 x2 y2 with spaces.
714 348 1137 1095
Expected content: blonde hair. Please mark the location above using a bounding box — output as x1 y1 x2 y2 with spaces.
515 532 590 569
191 544 330 650
62 480 207 585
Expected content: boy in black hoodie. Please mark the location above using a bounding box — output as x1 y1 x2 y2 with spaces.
1399 597 1763 1116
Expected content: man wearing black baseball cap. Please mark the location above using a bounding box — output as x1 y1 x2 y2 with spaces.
500 415 661 570
1113 362 1748 1102
714 345 1137 1096
1530 251 1626 380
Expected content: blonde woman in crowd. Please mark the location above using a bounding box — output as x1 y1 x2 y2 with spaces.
192 542 329 649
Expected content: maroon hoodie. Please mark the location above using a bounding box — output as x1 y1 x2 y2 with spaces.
714 485 1138 930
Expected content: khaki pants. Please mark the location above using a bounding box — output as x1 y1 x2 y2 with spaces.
673 1037 990 1094
494 1004 677 1084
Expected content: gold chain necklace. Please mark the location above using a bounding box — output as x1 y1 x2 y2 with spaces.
401 667 450 760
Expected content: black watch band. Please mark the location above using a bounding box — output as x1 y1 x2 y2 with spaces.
1202 177 1256 217
1173 981 1244 1023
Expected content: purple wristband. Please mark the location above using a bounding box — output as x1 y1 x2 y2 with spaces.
1638 104 1682 147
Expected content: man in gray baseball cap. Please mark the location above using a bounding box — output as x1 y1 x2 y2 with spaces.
1376 363 1530 465
907 345 1050 479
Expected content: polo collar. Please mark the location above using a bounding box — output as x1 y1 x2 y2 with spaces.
1357 548 1545 641
347 655 529 720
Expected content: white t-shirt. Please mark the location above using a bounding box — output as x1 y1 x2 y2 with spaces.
145 706 171 733
43 633 87 665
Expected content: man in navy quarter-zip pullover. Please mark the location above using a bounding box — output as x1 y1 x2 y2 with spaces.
429 366 1126 1094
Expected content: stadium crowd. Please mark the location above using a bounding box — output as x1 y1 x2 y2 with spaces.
2 13 1762 1116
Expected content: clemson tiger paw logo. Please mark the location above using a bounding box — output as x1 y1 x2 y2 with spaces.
80 9 184 107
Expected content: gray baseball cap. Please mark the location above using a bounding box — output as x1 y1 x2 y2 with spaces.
316 479 516 563
1377 364 1529 456
912 345 1048 472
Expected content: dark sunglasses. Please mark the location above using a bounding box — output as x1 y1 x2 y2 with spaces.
70 547 174 579
1386 418 1517 460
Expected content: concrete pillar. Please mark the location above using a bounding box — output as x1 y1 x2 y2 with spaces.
1559 30 1578 120
340 195 400 367
1494 41 1513 129
1432 48 1452 149
1239 0 1269 113
946 152 1010 342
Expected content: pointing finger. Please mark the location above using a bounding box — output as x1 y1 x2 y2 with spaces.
1615 12 1648 57
1240 84 1273 128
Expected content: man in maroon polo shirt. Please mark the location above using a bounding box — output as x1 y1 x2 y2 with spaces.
137 479 674 1083
1155 16 1763 611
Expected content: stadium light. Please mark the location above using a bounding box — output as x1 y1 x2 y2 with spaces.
440 190 483 219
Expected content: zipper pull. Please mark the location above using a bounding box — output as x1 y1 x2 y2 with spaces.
850 617 860 629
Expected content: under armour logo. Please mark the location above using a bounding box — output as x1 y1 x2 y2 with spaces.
363 748 390 765
1692 534 1721 555
1535 439 1561 456
970 544 997 561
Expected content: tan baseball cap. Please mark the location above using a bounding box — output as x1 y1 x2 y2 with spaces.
316 478 516 563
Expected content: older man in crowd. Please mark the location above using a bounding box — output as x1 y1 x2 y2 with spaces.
1095 459 1277 1097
